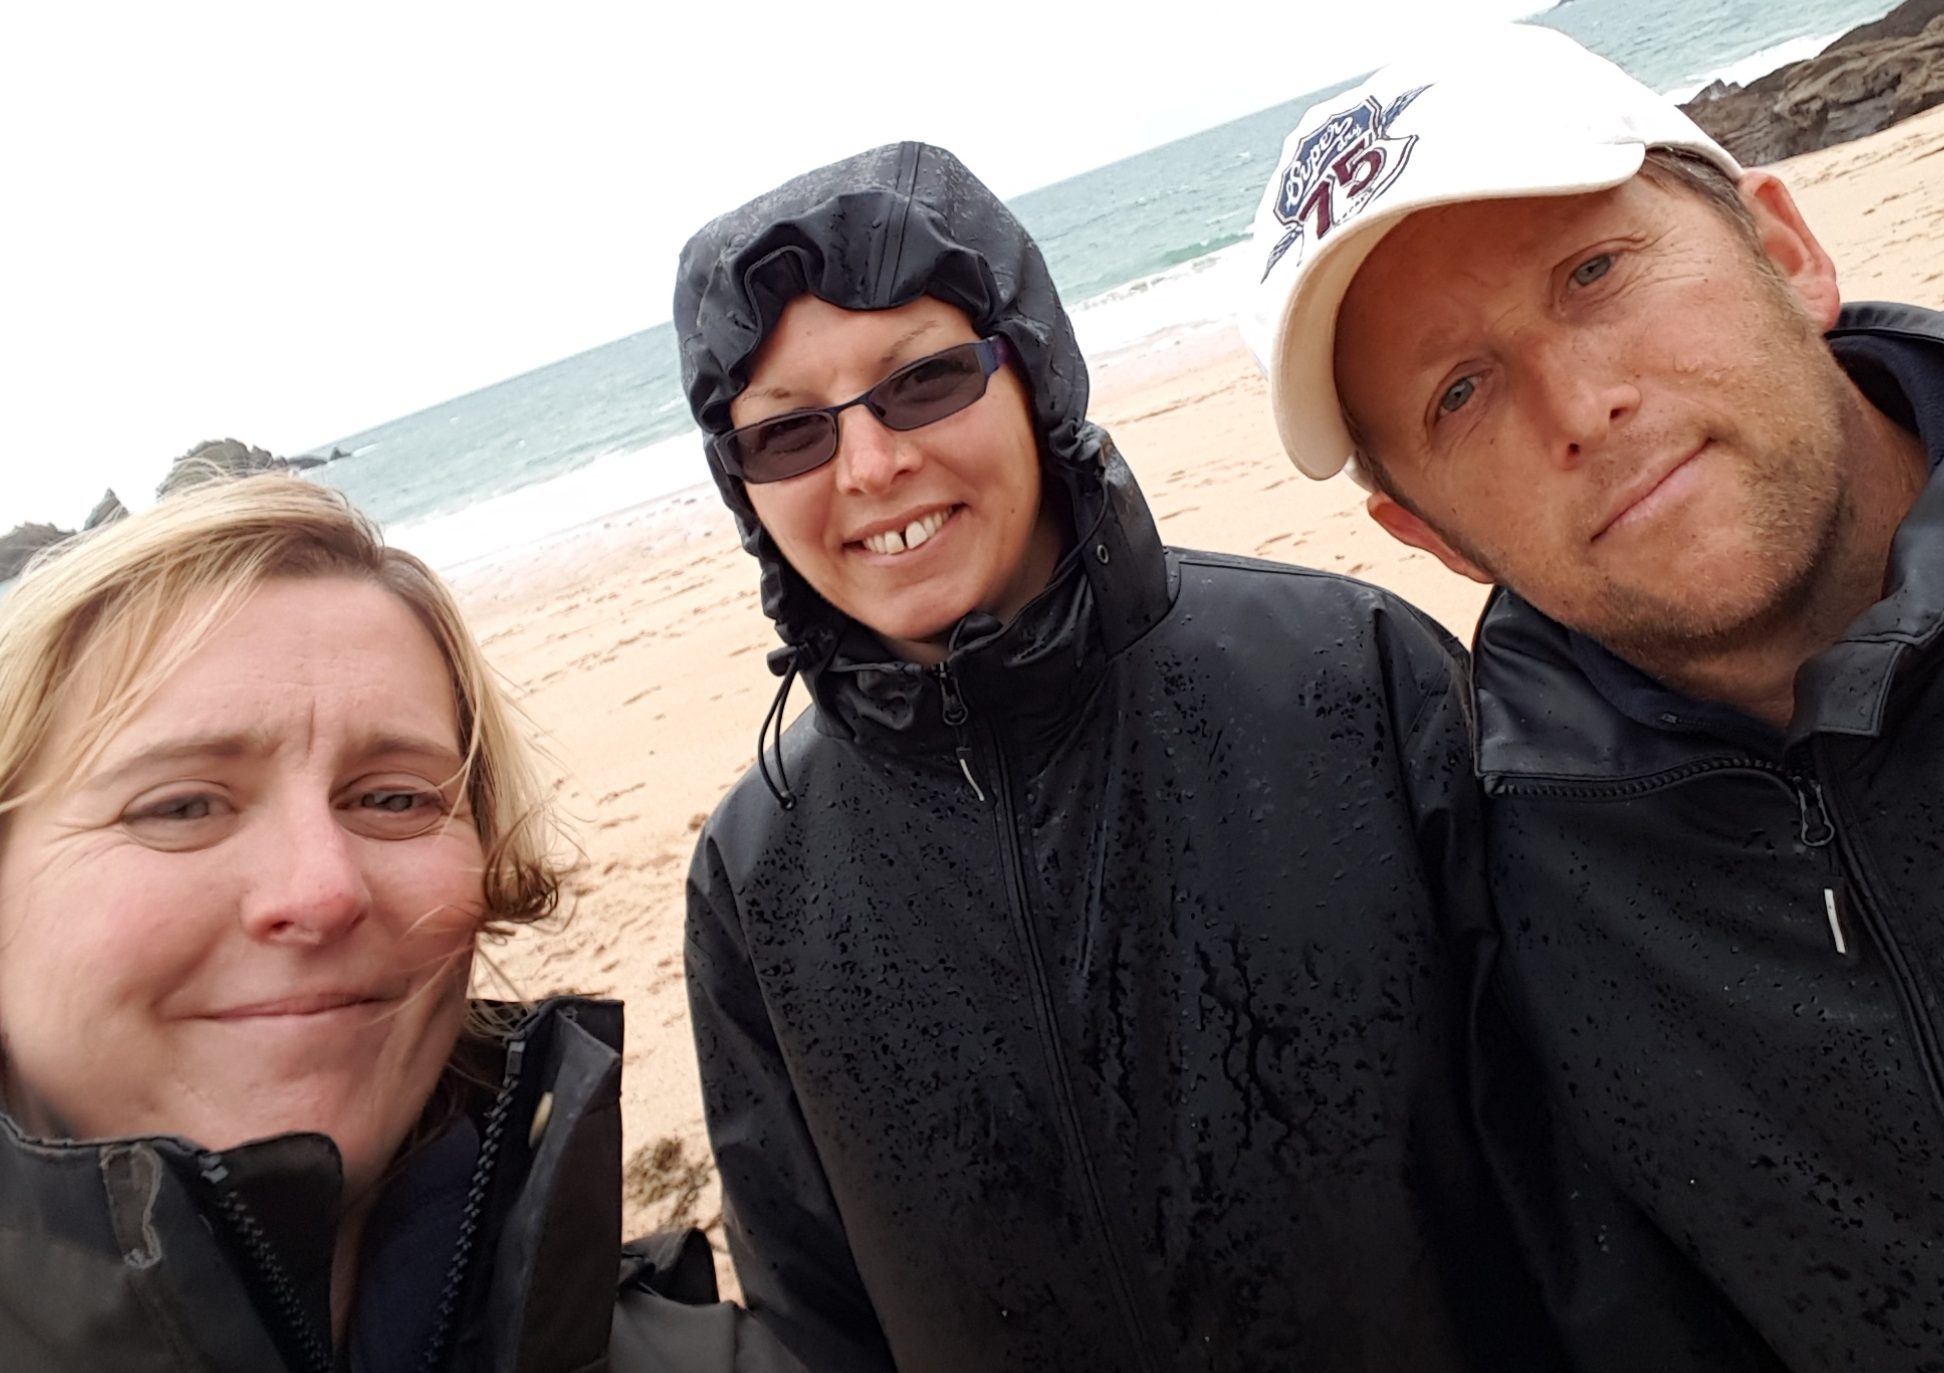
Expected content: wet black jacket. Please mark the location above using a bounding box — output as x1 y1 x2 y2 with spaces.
1475 303 1944 1372
675 142 1551 1373
0 998 800 1373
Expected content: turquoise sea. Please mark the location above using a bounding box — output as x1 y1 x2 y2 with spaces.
305 0 1904 569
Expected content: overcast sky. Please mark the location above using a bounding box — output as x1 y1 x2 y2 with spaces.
1 0 1546 528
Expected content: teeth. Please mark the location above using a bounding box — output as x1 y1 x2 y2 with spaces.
863 509 949 556
905 510 948 549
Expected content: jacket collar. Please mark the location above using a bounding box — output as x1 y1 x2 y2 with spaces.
1793 303 1944 736
1477 302 1944 782
793 432 1174 759
0 997 622 1373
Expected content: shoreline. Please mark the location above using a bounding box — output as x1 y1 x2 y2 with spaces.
431 316 1253 590
444 482 727 589
455 107 1944 1279
378 15 1909 581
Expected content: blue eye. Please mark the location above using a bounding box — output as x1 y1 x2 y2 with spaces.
1571 254 1613 287
120 790 234 850
1437 376 1476 417
343 782 457 839
362 790 431 813
131 793 219 823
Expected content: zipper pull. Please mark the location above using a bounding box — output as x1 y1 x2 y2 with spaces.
954 747 988 804
935 663 968 727
933 665 987 803
1796 777 1834 848
1823 885 1852 958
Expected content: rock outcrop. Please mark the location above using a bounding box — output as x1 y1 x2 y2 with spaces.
6 440 328 581
0 523 74 581
155 437 324 498
1681 0 1944 165
84 489 128 531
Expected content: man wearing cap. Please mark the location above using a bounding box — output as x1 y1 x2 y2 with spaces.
1243 21 1944 1371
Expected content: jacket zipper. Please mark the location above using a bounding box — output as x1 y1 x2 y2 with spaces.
1487 755 1802 807
198 1157 335 1373
196 1033 529 1373
1491 757 1843 860
936 663 1161 1373
417 1032 528 1372
1807 744 1944 1122
1794 778 1850 956
1495 754 1944 1121
934 663 987 802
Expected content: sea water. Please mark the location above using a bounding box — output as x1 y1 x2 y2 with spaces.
310 0 1904 570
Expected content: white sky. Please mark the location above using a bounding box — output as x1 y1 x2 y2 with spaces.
1 0 1546 528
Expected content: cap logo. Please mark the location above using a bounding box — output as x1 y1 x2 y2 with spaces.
1261 85 1430 282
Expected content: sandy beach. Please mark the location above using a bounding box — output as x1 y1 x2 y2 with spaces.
449 106 1944 1280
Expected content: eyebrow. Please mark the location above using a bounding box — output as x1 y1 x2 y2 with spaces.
1394 321 1475 378
740 321 946 407
85 728 465 792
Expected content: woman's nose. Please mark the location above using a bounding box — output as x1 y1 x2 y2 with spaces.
237 803 372 947
833 410 922 494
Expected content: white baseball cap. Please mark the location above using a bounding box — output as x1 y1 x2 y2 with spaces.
1240 22 1741 482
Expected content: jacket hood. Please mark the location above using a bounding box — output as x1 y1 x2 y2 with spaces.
672 141 1119 658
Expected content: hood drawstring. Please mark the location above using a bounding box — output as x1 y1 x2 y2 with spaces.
758 646 802 810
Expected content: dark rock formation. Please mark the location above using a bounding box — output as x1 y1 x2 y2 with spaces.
156 438 320 498
1842 0 1944 45
7 439 326 582
0 522 74 581
1681 0 1944 165
84 489 128 531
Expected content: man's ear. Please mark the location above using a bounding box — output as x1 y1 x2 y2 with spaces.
1366 491 1494 584
1738 170 1841 329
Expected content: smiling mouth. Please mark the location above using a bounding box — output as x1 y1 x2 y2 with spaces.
855 506 958 557
1594 444 1707 541
208 992 384 1021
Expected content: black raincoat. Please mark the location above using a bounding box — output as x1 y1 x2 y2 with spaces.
1474 302 1944 1372
674 142 1552 1373
0 997 800 1373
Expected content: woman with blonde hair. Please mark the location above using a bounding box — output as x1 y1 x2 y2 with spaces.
0 475 797 1372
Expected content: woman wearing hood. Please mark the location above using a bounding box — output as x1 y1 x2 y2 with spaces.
674 144 1550 1372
